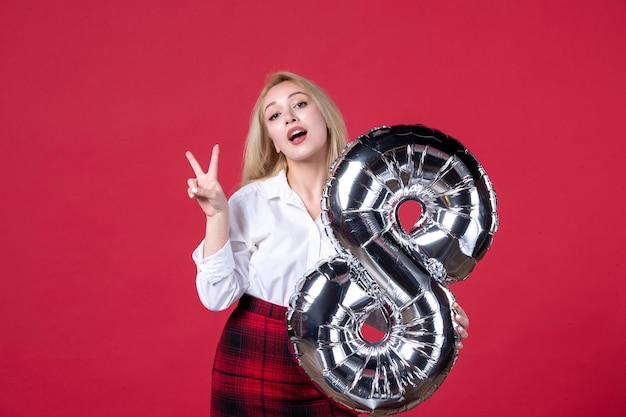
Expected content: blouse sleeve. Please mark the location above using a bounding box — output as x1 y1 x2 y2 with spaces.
193 191 254 311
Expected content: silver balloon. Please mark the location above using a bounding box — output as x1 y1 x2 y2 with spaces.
287 125 498 415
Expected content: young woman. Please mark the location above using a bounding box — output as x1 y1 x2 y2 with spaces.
185 72 470 416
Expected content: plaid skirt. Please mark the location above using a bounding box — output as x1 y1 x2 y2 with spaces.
210 294 359 417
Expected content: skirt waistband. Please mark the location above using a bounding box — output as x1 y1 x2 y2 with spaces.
237 294 288 321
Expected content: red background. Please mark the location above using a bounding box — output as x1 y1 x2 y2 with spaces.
1 1 625 416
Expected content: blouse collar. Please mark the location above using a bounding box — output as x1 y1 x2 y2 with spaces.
259 170 306 209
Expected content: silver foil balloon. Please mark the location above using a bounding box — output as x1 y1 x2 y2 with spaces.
287 125 498 415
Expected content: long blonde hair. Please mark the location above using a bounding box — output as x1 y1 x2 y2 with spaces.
241 71 349 185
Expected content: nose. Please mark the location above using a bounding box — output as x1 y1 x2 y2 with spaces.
284 110 298 125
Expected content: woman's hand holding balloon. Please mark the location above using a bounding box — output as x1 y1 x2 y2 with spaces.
452 302 470 349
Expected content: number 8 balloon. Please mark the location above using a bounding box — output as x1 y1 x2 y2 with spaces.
287 124 498 415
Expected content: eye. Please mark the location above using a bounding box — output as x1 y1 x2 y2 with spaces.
268 112 279 121
294 101 307 109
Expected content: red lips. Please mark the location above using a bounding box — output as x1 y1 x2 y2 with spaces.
287 126 307 143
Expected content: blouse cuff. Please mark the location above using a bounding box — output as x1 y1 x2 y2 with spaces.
192 239 235 282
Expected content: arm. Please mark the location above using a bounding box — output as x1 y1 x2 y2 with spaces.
186 146 250 310
193 238 250 311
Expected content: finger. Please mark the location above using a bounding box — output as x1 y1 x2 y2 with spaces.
452 302 469 329
185 150 206 177
207 144 220 181
452 301 466 317
453 313 469 329
187 178 198 198
186 182 216 200
454 324 468 339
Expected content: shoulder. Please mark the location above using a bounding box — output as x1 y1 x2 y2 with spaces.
227 173 287 235
230 171 286 205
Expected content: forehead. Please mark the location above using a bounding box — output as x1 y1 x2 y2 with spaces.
262 81 307 108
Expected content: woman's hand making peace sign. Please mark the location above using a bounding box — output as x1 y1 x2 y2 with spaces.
186 145 228 216
186 145 230 257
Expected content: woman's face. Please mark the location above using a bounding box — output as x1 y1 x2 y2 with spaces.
262 81 329 165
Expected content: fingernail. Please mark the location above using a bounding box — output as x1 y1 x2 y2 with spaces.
189 193 195 199
191 187 198 194
452 302 459 308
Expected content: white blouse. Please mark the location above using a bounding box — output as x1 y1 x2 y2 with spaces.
193 170 337 310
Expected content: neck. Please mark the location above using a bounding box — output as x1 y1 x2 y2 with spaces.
286 161 328 219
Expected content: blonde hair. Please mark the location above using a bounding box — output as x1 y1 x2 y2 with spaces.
241 71 348 185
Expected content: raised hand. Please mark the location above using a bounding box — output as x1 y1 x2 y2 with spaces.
186 145 228 218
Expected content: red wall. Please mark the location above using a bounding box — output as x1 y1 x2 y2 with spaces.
1 1 625 416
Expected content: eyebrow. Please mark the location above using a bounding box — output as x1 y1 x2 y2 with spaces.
263 91 308 113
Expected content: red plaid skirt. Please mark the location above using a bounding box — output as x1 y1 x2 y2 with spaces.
210 294 359 417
